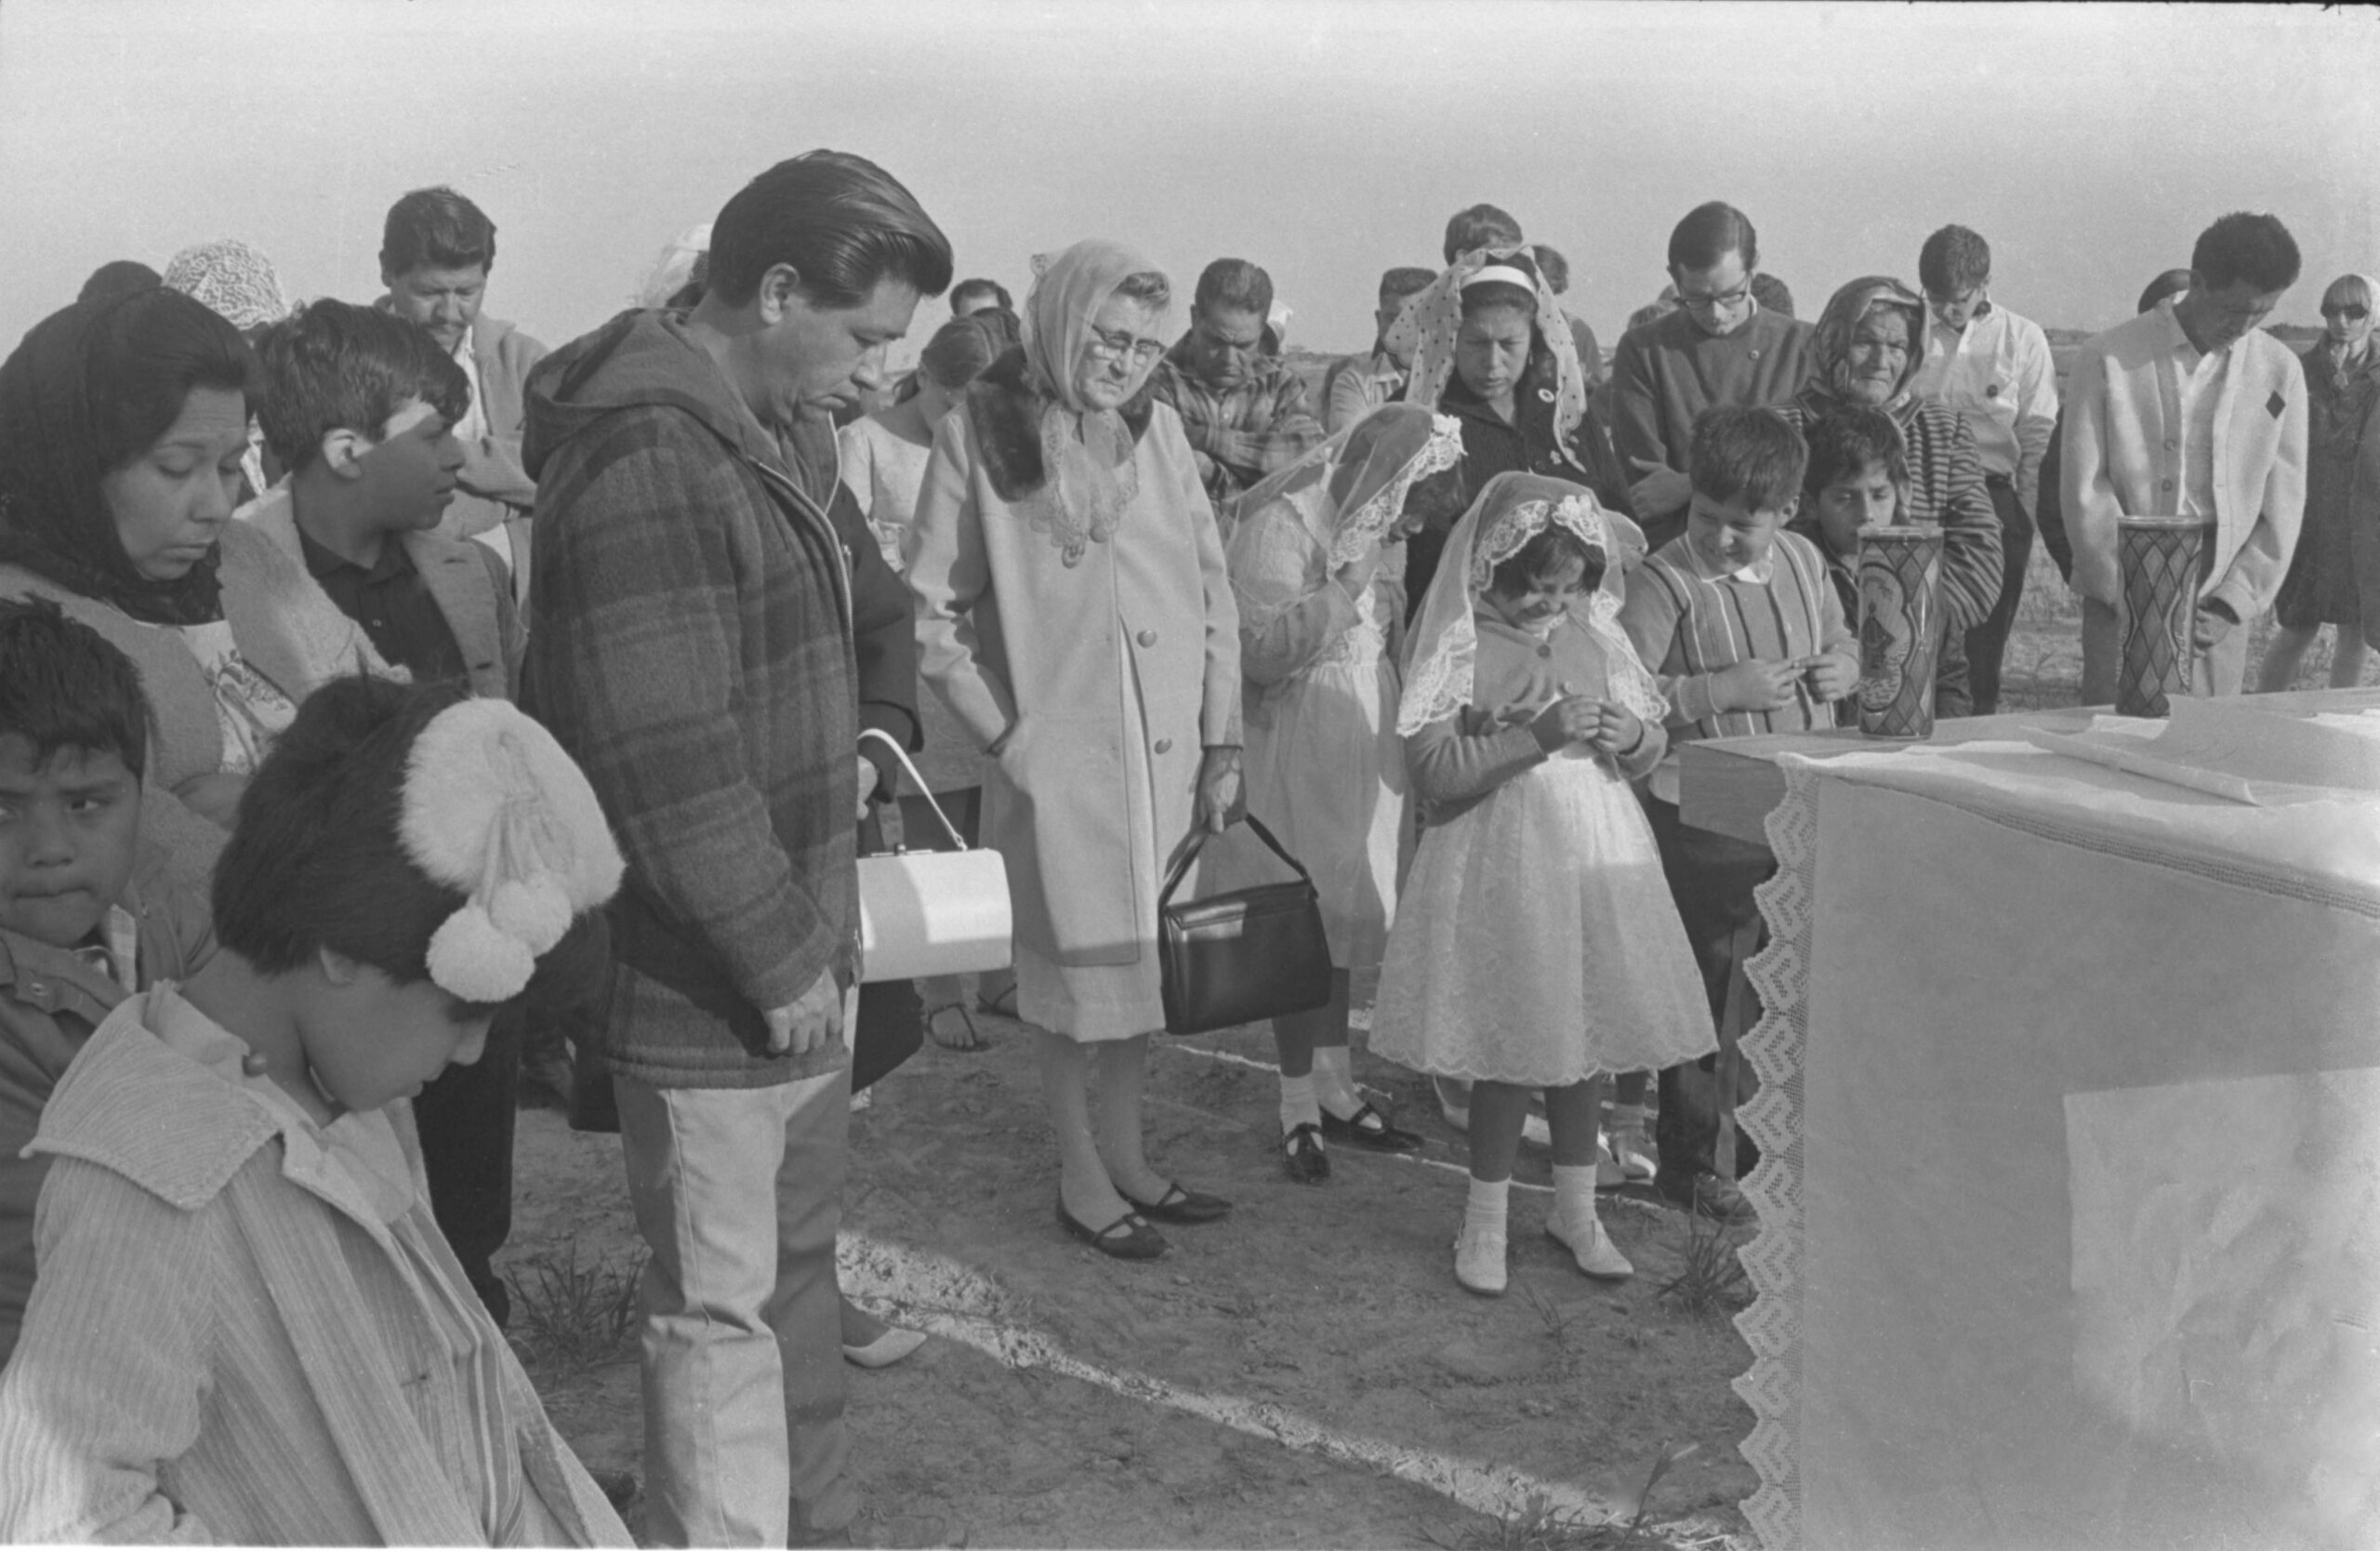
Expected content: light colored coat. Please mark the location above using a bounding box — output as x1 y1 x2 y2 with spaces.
241 484 524 700
907 398 1241 966
0 520 394 893
2063 301 2309 618
0 990 630 1544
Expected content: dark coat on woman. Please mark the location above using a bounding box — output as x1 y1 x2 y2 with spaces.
2274 338 2380 634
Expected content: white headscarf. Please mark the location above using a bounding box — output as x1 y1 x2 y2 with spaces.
160 239 291 331
1385 245 1588 444
1017 238 1171 564
637 221 713 309
1397 471 1664 736
1227 403 1464 574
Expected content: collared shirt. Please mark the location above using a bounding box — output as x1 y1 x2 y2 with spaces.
1149 345 1325 507
2153 298 2232 522
297 525 469 683
1911 300 2059 513
449 332 488 446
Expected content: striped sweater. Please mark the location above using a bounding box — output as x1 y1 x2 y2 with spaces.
1617 530 1856 802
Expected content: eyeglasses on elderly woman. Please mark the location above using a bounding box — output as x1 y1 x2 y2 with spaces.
1084 324 1165 365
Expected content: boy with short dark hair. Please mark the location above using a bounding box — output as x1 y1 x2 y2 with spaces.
0 597 214 1366
247 296 533 1321
1792 409 1912 619
1618 405 1857 1222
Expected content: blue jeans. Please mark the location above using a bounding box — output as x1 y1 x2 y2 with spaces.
616 1063 855 1545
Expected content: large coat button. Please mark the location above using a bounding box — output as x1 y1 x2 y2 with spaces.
1136 629 1157 647
1154 737 1173 754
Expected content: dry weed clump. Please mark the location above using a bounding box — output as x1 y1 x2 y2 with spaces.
505 1243 645 1368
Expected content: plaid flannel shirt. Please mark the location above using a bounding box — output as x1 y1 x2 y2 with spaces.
1149 346 1324 507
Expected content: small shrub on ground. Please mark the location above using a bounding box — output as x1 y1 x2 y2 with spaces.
506 1243 645 1368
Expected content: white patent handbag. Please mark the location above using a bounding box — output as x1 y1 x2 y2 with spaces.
854 729 1013 984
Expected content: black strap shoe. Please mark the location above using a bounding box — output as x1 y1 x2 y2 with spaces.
1281 1122 1330 1184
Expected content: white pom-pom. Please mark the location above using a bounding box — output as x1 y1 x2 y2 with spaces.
489 876 572 955
427 905 536 1003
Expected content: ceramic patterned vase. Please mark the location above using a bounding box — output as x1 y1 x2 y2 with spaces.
2115 517 2211 717
1854 524 1945 740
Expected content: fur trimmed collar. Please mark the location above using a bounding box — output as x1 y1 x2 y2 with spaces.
966 347 1157 503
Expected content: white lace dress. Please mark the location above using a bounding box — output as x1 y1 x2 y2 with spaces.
1203 497 1408 968
1369 616 1713 1086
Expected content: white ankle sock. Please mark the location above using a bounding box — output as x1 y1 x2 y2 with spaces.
1552 1163 1598 1227
1312 1045 1362 1119
1278 1073 1321 1133
1465 1176 1510 1236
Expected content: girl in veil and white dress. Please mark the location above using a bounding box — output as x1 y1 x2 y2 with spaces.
1371 473 1712 1296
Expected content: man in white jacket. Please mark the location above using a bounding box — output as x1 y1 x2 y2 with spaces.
2065 212 2307 701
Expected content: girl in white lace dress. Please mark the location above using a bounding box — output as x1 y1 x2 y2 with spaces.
1371 473 1712 1295
1208 404 1462 1182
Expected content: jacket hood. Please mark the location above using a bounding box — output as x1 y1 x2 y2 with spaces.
522 309 782 483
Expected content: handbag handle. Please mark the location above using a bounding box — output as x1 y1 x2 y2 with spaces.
858 727 972 852
1158 813 1310 908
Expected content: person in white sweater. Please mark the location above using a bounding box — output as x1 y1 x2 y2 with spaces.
2063 211 2309 701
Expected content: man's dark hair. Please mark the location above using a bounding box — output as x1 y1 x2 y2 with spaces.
950 277 1012 313
1193 258 1274 320
707 150 954 310
2191 212 2302 295
1443 204 1524 266
380 186 498 276
213 675 495 1014
1918 226 1992 297
1669 202 1760 276
2138 269 2196 314
254 299 470 474
1691 405 1806 512
1380 266 1435 303
0 596 152 780
1802 407 1909 502
77 259 161 306
1750 272 1794 318
1531 245 1572 297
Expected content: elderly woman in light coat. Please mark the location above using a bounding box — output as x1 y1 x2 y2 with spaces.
909 240 1243 1261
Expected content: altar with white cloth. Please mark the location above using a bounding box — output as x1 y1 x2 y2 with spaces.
1680 692 2380 1551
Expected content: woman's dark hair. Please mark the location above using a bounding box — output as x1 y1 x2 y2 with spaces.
1193 258 1273 320
213 674 492 1009
1460 251 1540 322
919 316 998 391
2137 269 2195 314
77 259 162 305
255 300 471 473
77 288 255 475
0 596 152 780
381 185 498 276
2190 213 2301 294
707 150 954 310
1690 405 1807 512
1443 204 1524 265
1802 407 1909 502
1669 201 1759 276
1487 523 1603 597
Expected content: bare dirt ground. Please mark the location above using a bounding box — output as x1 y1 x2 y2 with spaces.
501 544 2373 1550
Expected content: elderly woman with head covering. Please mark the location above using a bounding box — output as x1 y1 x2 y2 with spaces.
1777 276 2003 717
1388 246 1633 622
0 289 392 891
907 239 1244 1259
1205 404 1461 1180
2258 272 2380 691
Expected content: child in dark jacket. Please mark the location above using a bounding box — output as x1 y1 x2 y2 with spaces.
1787 406 1913 726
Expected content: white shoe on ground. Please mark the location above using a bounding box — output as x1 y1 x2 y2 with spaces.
1547 1210 1633 1279
842 1326 929 1368
1453 1223 1508 1296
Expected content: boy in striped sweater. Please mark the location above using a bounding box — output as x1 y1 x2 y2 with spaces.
1618 406 1857 1222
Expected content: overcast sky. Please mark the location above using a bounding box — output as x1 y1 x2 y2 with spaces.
4 0 2376 361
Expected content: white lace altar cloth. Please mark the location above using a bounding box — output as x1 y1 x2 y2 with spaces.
1731 724 2380 1550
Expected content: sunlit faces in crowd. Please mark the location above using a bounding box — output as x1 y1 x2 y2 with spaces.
1809 460 1900 557
334 398 466 529
1686 489 1788 576
1075 294 1168 412
1453 292 1536 415
749 271 922 427
0 735 142 951
1924 283 1988 333
1480 549 1593 633
1672 247 1756 338
1838 308 1913 407
383 263 487 356
97 383 249 581
1178 303 1265 391
2175 275 2289 356
295 951 496 1112
2320 275 2374 351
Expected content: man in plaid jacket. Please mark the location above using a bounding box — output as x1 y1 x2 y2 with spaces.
522 151 950 1548
1148 257 1324 523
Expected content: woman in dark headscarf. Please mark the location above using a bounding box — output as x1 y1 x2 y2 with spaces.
0 289 389 889
1778 277 2003 717
2258 272 2380 691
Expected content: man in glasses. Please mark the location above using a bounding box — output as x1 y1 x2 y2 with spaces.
2066 211 2307 702
1910 225 2060 716
1611 202 1816 550
1151 258 1323 516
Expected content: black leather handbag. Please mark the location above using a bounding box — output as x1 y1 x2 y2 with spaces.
1157 815 1333 1036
